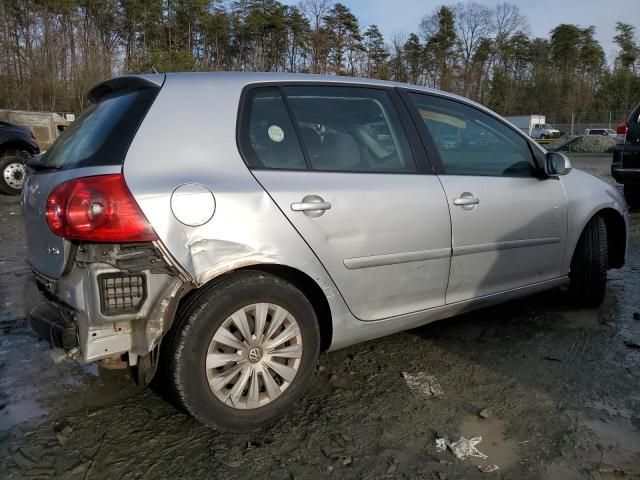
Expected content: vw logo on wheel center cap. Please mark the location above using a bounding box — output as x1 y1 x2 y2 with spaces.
248 347 263 363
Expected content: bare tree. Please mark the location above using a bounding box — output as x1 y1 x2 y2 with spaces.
299 0 331 73
0 0 636 120
493 2 528 40
453 2 493 94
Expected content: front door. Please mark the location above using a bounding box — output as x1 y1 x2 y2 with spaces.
240 85 452 320
404 92 568 304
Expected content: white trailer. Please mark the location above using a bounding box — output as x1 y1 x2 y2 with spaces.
505 115 560 139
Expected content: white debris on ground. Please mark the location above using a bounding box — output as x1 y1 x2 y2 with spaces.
401 372 445 398
435 436 488 460
478 464 500 473
436 436 500 473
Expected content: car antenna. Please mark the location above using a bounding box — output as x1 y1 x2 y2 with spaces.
152 66 160 74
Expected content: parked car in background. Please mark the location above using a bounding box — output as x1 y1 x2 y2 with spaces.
612 102 640 208
0 109 72 151
585 128 616 137
505 115 561 139
22 73 628 431
0 120 40 195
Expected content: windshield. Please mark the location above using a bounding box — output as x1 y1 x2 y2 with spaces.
43 87 158 169
540 124 553 129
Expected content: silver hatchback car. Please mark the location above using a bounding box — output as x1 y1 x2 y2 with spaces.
22 73 628 431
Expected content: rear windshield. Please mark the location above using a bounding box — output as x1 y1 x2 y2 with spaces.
43 87 158 169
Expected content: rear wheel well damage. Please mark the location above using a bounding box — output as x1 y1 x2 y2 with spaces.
169 264 333 352
247 264 333 352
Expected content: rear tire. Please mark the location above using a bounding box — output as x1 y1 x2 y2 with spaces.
167 271 320 431
624 185 640 209
568 216 607 307
0 155 28 195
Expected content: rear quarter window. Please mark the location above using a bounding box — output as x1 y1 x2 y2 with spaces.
43 87 158 170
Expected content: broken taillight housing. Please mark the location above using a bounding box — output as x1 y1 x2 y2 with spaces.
45 174 158 242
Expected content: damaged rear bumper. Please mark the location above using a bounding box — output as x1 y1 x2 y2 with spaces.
23 242 188 364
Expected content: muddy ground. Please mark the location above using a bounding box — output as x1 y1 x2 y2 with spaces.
0 153 638 479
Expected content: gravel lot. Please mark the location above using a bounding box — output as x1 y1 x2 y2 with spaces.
1 153 639 479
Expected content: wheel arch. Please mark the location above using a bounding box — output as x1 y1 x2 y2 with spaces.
598 208 627 269
571 208 627 270
175 263 333 352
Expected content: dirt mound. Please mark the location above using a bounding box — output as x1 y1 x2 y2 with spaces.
545 135 578 151
547 135 615 153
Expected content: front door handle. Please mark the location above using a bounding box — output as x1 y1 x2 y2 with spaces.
291 195 331 217
453 192 479 210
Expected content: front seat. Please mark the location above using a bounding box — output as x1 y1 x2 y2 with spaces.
299 127 322 163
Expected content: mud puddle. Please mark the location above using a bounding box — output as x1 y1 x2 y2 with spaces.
0 332 104 431
584 406 640 474
0 389 46 431
455 415 519 470
585 417 640 469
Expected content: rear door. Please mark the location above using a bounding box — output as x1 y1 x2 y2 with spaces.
402 91 567 304
22 78 161 279
241 85 452 321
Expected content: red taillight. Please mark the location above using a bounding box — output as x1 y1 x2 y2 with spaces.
45 174 158 242
616 123 629 144
616 123 629 135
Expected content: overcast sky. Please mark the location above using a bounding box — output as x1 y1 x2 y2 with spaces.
282 0 640 62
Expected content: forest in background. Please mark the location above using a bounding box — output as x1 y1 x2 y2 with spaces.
1 0 639 123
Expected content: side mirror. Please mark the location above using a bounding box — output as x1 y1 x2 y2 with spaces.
545 152 572 176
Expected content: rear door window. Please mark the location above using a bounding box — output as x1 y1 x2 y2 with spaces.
240 87 307 170
282 86 416 173
43 87 158 170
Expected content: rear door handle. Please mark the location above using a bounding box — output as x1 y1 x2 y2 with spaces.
291 195 331 217
453 192 479 209
291 202 331 211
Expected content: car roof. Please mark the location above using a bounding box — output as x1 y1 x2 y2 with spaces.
159 71 509 121
166 71 424 90
101 71 547 153
163 71 477 104
98 71 495 119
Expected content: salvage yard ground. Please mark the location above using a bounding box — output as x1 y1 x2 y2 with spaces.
1 153 639 479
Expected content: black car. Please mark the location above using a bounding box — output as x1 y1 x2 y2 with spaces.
612 102 640 209
0 120 40 195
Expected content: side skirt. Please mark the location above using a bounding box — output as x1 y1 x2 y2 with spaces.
328 277 569 351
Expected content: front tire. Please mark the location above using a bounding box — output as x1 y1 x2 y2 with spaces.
568 216 607 307
168 272 320 431
624 185 640 209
